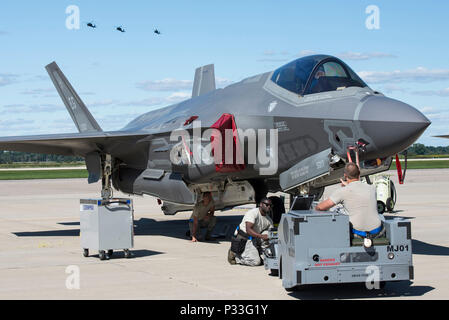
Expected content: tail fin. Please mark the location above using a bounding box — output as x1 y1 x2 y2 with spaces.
192 64 216 98
45 62 102 133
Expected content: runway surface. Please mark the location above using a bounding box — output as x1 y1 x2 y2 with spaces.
0 169 448 300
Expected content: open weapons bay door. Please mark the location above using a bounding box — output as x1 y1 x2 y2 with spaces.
211 114 246 173
280 148 332 192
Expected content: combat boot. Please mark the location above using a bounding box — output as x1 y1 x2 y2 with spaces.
227 249 236 265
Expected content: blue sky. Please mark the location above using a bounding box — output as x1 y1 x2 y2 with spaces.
1 0 448 146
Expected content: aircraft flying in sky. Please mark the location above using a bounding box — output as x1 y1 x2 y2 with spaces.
86 22 96 29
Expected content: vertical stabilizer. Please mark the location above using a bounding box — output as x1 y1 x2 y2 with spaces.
45 62 102 133
192 64 216 98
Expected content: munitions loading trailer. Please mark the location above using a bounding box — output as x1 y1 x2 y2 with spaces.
276 209 413 291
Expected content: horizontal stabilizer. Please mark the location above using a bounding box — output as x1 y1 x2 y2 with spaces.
45 62 102 133
280 148 332 192
192 64 216 98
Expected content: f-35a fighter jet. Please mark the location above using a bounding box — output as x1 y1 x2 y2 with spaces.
0 55 430 215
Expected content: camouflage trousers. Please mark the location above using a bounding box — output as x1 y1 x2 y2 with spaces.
189 216 217 239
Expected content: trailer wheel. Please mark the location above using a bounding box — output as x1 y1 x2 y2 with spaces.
377 201 385 214
99 250 107 260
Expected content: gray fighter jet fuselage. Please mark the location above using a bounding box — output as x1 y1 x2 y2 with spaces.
0 55 431 215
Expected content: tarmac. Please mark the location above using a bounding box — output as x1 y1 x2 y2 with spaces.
0 169 448 300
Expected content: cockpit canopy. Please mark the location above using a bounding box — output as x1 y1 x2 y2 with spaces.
271 55 368 96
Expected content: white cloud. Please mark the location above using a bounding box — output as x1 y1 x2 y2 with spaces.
297 50 317 57
0 118 37 135
166 92 191 102
256 58 289 63
418 106 437 113
136 77 233 92
34 75 49 81
289 50 396 61
0 73 19 87
337 52 396 61
412 87 449 97
380 84 408 94
20 88 55 96
262 50 276 56
79 91 96 96
137 78 193 92
216 78 234 88
120 97 166 107
359 67 449 84
87 99 120 108
414 106 449 121
260 50 290 59
120 91 191 107
1 104 62 114
425 112 449 121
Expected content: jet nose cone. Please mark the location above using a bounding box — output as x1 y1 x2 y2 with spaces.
358 96 431 159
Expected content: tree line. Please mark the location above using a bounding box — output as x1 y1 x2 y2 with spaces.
0 151 83 164
406 143 449 156
1 143 449 164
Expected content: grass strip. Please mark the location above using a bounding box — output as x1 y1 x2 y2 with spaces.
0 169 88 180
390 160 449 170
0 162 85 168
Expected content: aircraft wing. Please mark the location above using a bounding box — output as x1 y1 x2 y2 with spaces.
0 131 151 157
0 61 157 177
435 135 449 139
